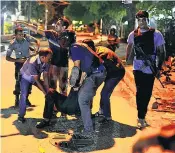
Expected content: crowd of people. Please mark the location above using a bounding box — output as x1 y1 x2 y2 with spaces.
6 10 175 152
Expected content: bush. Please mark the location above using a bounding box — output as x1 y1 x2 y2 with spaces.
4 22 13 34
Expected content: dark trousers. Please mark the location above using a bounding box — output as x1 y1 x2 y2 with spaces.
13 62 32 96
43 92 67 119
100 70 125 118
133 70 155 119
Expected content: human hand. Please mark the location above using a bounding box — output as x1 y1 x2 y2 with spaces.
47 88 55 94
17 58 26 63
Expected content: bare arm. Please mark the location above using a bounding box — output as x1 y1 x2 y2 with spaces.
14 20 45 36
6 56 26 63
43 72 49 92
156 44 166 69
25 34 40 52
126 43 133 61
73 60 81 68
33 75 47 95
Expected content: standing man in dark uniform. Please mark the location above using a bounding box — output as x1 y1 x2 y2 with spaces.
126 10 166 129
6 27 40 107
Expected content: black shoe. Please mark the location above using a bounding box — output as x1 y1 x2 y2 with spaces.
18 116 26 123
99 118 111 124
36 120 50 129
52 113 57 119
26 99 32 107
91 112 103 118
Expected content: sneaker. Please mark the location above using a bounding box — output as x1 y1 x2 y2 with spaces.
137 119 149 129
99 117 112 124
18 116 26 123
59 113 67 121
26 99 32 107
91 111 103 118
36 120 50 129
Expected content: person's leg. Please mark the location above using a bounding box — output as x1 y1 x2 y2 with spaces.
26 83 32 106
58 67 68 96
78 73 106 133
36 92 56 128
101 77 122 119
13 62 23 107
133 70 155 128
139 74 155 119
49 65 59 89
18 78 31 122
58 67 68 118
133 70 145 119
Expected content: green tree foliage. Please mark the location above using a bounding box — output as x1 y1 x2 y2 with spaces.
64 1 127 35
1 1 18 14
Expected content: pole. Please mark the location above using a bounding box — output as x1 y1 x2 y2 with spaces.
28 1 31 34
45 2 48 31
17 0 21 20
100 18 103 42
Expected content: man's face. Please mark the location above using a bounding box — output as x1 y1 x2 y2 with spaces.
42 54 52 63
137 17 148 29
16 31 24 41
55 20 64 33
59 37 69 49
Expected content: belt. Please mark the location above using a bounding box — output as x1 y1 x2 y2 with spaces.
87 69 105 77
92 70 104 74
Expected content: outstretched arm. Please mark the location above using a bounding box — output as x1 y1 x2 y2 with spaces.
14 20 45 36
25 34 40 53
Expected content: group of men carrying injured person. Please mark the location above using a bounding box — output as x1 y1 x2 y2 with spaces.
6 10 167 140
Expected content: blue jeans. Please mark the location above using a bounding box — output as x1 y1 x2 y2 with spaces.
78 71 106 132
19 78 32 117
100 70 125 118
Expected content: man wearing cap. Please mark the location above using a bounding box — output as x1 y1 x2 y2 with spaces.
6 27 40 108
126 10 166 129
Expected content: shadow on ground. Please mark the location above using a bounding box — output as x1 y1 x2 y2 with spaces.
12 118 48 139
43 117 137 152
0 106 36 118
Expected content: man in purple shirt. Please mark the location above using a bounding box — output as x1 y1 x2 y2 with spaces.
18 48 52 123
58 30 106 136
126 10 166 129
15 17 71 118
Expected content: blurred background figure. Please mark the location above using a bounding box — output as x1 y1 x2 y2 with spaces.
107 28 120 52
132 124 175 153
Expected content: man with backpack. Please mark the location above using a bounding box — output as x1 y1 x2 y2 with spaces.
82 39 125 123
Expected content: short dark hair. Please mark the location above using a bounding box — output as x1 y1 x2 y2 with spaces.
39 48 53 57
136 10 149 19
15 27 23 35
82 39 96 51
57 17 70 29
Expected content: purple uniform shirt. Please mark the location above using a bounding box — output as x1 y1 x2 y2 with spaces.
71 44 105 73
127 29 165 74
20 55 50 83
